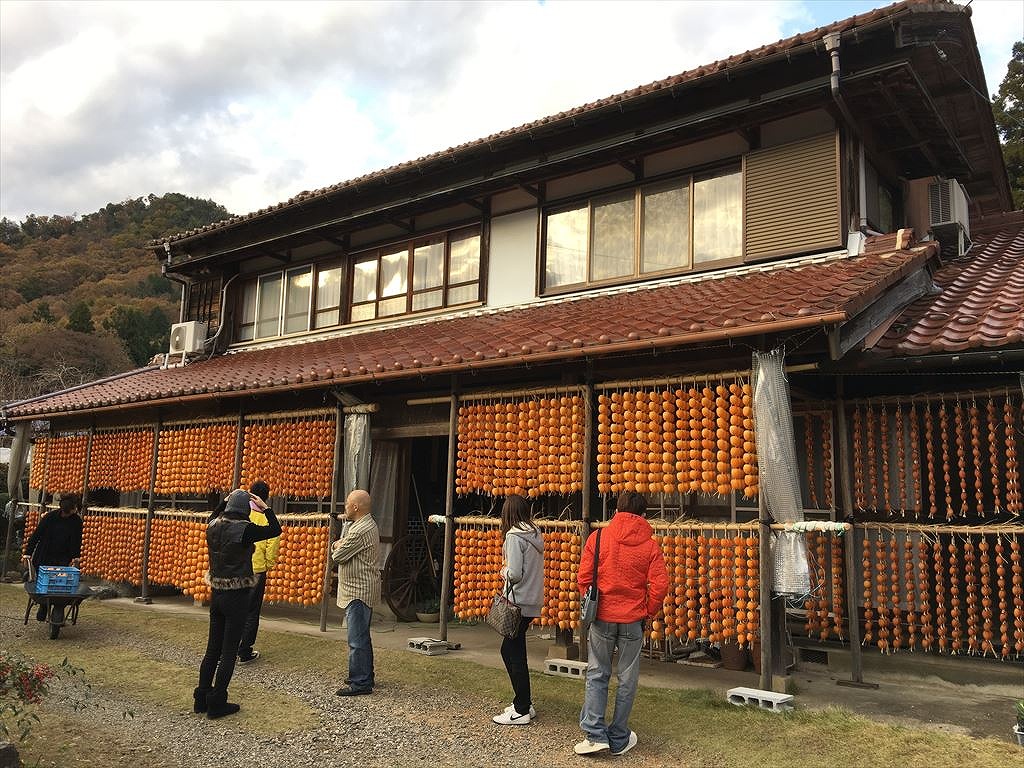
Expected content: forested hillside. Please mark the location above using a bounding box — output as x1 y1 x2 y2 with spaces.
0 194 229 404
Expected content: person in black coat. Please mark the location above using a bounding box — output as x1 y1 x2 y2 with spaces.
195 488 281 719
22 494 83 621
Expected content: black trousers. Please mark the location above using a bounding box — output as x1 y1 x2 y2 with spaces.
500 615 534 715
198 587 250 695
238 571 267 658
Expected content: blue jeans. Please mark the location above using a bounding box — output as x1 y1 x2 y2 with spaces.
345 599 374 691
579 619 643 751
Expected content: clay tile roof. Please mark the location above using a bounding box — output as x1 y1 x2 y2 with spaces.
873 210 1024 357
154 0 934 247
4 243 933 420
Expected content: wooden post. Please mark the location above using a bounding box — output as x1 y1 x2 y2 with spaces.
758 492 772 692
320 405 344 633
438 392 458 642
137 419 161 604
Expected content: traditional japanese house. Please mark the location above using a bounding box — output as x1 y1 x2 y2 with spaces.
4 0 1020 685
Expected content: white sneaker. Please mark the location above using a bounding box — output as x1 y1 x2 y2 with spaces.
504 703 537 718
574 738 610 755
492 708 531 725
611 731 638 756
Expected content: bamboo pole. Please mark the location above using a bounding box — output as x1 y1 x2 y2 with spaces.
408 384 588 407
845 386 1020 408
242 407 336 422
856 522 1024 536
592 364 818 393
162 414 239 428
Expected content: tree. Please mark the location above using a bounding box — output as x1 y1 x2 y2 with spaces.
0 322 132 402
66 301 95 333
31 302 55 324
992 40 1024 209
102 305 170 366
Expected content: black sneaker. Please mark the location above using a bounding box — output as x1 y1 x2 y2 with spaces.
238 651 260 664
335 686 371 696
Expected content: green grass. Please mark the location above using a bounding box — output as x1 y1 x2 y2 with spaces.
2 583 1019 768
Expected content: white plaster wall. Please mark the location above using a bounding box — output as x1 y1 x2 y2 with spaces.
487 208 538 309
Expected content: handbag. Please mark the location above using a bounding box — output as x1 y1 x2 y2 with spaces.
580 529 602 623
485 584 522 638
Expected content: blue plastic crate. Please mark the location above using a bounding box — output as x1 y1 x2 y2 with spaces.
35 566 81 594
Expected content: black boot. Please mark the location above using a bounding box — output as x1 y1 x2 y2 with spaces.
206 690 240 719
193 687 210 714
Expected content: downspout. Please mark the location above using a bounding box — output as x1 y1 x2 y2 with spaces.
824 32 870 241
161 264 191 324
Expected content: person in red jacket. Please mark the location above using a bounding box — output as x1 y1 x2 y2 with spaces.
574 491 668 757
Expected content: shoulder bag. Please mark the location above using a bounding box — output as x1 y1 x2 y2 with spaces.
580 529 602 624
485 583 522 638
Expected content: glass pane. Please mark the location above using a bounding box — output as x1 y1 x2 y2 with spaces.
255 273 282 338
412 289 443 311
545 206 587 289
642 181 689 273
446 283 478 306
413 241 444 291
591 192 635 281
350 303 375 322
314 265 343 329
379 296 406 317
693 169 742 264
449 231 480 284
283 267 312 334
352 260 377 303
314 309 339 329
238 281 257 341
380 249 408 298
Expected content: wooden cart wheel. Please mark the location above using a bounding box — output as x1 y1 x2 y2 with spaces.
383 531 441 622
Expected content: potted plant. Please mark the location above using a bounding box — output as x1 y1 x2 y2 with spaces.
1013 699 1024 747
415 598 441 624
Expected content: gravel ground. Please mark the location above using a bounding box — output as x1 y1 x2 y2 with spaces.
1 603 667 768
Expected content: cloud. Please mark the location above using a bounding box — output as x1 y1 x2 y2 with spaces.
0 0 1016 224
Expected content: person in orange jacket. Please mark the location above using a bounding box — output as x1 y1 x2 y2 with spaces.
237 481 279 663
574 491 668 757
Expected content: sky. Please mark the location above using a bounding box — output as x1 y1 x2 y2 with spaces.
0 0 1020 225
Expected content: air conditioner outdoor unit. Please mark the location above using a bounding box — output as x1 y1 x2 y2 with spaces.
928 179 971 258
168 321 208 354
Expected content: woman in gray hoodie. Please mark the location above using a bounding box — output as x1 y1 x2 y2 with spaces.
492 495 544 726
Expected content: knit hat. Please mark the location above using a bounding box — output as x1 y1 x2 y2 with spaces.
223 489 252 517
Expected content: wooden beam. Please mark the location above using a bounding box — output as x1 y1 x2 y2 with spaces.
388 217 414 233
617 159 640 179
518 183 542 201
258 248 290 263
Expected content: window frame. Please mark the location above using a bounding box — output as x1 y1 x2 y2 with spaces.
236 260 345 342
347 225 483 323
540 164 743 295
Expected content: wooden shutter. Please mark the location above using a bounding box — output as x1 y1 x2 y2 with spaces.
744 132 841 261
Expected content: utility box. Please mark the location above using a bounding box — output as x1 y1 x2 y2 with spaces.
168 321 208 354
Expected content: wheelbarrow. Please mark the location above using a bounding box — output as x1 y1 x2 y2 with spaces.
23 581 93 639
